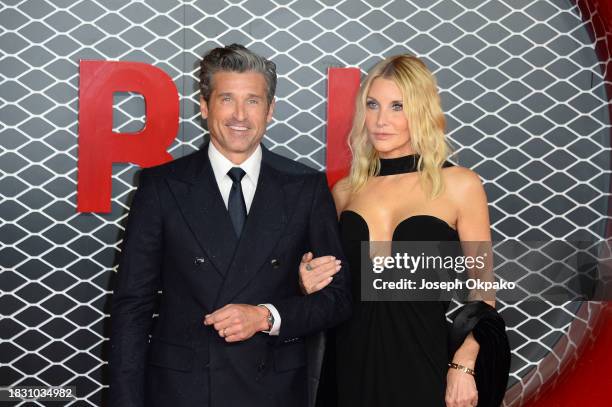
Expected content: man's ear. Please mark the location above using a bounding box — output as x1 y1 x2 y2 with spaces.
200 96 209 119
266 98 275 123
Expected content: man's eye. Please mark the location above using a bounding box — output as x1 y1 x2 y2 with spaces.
222 97 231 102
391 103 403 111
366 100 378 109
248 99 258 104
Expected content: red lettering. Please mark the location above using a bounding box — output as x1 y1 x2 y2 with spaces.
326 67 360 188
77 61 178 213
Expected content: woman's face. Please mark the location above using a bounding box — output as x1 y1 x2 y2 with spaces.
365 77 414 158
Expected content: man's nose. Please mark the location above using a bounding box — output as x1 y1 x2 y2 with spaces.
233 102 246 121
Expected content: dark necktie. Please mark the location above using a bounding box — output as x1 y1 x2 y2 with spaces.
227 167 247 237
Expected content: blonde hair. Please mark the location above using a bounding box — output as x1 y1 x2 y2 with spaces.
347 55 450 199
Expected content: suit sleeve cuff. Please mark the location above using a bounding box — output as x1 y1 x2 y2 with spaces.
259 303 281 336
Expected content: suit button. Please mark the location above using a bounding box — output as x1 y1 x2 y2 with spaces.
194 257 205 265
270 259 280 268
257 362 265 372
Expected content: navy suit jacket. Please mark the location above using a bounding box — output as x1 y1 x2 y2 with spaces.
108 143 351 407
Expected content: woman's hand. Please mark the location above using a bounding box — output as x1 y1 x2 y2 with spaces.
447 332 480 407
445 365 478 407
298 252 341 294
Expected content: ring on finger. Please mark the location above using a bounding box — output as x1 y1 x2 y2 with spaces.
305 263 313 271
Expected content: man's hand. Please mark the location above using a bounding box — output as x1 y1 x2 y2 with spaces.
203 304 269 342
299 252 341 294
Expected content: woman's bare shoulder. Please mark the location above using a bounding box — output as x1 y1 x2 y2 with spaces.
331 176 352 212
443 166 487 209
443 165 483 191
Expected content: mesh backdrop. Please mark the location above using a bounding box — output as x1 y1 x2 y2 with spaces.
0 0 610 406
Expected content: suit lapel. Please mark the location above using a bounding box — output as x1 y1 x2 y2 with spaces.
166 148 237 278
215 156 304 307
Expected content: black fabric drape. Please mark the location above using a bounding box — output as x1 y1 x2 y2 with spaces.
449 301 511 407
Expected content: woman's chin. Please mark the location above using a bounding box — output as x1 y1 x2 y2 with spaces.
373 145 404 157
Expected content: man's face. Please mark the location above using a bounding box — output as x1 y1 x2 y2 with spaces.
200 71 275 164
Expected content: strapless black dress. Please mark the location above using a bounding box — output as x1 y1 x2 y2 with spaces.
316 155 458 407
335 211 458 407
316 155 510 407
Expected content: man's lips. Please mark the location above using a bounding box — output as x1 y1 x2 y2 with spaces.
227 125 249 131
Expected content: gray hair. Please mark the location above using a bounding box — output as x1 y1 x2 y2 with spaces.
199 43 277 106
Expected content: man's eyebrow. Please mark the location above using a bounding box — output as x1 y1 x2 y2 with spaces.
216 92 264 99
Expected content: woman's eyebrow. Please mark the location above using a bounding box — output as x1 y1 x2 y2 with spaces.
366 96 403 104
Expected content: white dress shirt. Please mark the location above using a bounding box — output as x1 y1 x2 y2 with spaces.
207 142 281 336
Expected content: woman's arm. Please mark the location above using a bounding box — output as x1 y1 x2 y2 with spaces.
446 167 493 407
454 167 495 308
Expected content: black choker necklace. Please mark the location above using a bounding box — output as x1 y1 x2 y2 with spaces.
378 154 420 176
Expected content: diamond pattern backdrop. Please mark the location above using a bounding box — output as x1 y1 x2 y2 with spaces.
0 0 610 406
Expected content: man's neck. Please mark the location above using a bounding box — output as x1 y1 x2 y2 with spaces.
210 140 258 165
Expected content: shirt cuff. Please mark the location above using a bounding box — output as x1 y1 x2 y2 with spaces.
258 303 281 336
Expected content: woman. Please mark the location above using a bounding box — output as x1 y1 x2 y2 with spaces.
300 55 509 407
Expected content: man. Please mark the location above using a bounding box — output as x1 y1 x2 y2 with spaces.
108 44 351 407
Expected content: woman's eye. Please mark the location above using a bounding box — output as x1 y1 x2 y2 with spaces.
366 100 378 109
391 103 403 111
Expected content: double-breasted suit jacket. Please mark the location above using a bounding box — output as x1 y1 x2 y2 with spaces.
109 143 352 407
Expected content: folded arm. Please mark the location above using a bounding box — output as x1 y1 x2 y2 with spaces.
272 173 352 341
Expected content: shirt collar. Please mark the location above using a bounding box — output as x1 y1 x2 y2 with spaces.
208 141 262 185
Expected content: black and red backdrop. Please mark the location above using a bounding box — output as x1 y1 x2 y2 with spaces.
1 1 611 406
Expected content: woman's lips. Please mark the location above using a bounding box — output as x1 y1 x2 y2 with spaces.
373 132 393 140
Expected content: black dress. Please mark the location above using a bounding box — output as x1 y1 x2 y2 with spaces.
327 155 457 406
316 154 510 407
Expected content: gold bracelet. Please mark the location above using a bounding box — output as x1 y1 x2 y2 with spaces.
448 362 476 376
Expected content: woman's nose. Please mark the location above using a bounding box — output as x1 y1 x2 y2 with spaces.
376 110 386 127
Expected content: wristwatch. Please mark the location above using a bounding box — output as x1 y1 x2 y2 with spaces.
258 305 274 332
